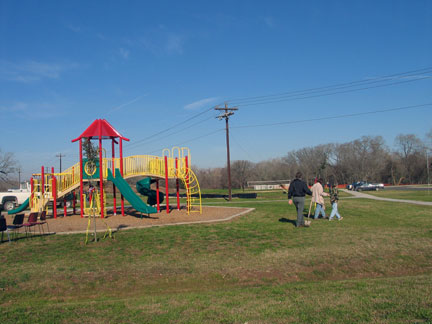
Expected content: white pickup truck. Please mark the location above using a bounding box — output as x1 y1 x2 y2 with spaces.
0 182 75 211
0 182 31 211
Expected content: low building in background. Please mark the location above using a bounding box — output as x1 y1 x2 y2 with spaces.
247 180 290 190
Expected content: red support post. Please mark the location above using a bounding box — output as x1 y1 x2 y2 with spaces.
120 138 125 216
73 191 76 214
156 179 160 212
63 196 67 217
185 156 190 210
112 139 117 215
52 167 57 218
53 176 57 218
164 156 169 214
30 177 34 210
41 166 45 195
99 136 104 218
175 157 180 210
79 139 84 218
185 156 190 189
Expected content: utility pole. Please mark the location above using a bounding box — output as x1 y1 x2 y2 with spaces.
56 153 66 173
18 168 21 184
215 103 238 201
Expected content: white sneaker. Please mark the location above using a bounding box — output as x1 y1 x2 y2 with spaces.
338 217 343 221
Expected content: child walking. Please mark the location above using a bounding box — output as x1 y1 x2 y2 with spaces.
329 183 343 221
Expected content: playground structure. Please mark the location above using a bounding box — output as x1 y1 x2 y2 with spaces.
10 119 202 218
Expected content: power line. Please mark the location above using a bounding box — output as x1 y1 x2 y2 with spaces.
142 128 225 156
124 105 220 150
227 66 432 106
233 76 432 107
125 67 432 150
231 103 432 129
126 113 219 150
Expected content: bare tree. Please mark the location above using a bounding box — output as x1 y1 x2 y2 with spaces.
283 144 333 184
254 157 294 181
192 166 225 189
394 134 425 183
332 136 388 183
0 149 18 190
231 160 255 191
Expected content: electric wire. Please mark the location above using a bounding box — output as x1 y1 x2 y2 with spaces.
232 76 432 107
141 128 225 156
125 66 432 150
231 103 432 129
125 112 219 150
227 66 432 105
124 105 220 150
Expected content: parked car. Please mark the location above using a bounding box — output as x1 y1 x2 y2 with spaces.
0 182 31 211
347 181 384 191
0 182 75 211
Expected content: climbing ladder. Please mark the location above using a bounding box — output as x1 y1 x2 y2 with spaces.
177 168 202 214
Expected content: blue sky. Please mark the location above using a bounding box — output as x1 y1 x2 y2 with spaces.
1 0 431 180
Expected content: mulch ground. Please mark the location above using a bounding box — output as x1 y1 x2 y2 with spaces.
1 205 253 235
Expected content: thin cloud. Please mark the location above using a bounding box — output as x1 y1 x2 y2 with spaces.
262 16 276 28
0 101 66 119
165 34 184 54
126 27 186 55
0 60 78 83
184 97 218 110
119 48 130 59
0 102 27 113
67 24 81 33
365 74 432 81
108 95 147 114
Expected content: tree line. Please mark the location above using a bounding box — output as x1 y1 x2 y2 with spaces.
1 131 431 191
194 131 432 189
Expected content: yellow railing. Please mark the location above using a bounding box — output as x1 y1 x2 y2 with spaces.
57 163 81 194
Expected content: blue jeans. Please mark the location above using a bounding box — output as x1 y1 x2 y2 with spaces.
329 202 341 220
314 203 325 219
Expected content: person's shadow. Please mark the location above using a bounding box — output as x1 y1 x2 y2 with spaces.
279 218 297 227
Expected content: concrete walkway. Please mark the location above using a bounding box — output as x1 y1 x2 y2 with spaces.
341 189 432 206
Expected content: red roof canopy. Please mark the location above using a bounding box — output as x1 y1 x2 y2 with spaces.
71 119 130 142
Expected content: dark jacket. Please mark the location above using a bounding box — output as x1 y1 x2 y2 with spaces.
288 179 312 199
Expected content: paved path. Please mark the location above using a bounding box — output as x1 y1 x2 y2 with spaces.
341 189 432 206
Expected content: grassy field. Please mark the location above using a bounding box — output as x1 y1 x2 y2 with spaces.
1 190 432 323
361 189 432 202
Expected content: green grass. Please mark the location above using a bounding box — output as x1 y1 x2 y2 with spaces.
1 191 432 323
361 189 432 202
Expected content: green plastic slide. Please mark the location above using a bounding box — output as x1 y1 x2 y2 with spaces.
7 197 30 214
136 177 164 206
107 168 157 214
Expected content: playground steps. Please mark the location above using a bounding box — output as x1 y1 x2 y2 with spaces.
176 168 202 214
57 182 80 199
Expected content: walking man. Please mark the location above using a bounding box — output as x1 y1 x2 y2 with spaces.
288 172 313 227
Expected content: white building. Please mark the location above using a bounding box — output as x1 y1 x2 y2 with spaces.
247 180 290 190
